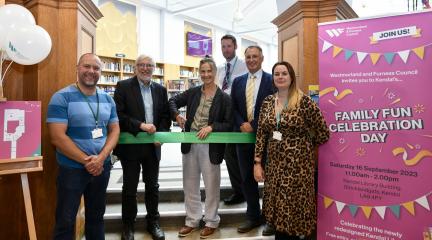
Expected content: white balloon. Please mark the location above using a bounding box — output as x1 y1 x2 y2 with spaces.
5 25 52 65
0 4 36 51
1 50 11 61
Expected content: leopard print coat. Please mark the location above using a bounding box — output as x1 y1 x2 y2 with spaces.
255 94 330 236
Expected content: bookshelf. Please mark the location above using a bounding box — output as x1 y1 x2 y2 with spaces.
122 58 135 80
166 65 199 98
180 65 200 88
179 65 198 80
98 56 122 96
166 79 186 99
152 63 165 85
99 55 135 89
97 56 201 99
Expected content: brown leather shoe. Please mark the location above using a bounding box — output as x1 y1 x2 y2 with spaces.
200 227 216 239
178 226 197 237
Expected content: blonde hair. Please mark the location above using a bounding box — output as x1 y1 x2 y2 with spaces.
199 56 217 72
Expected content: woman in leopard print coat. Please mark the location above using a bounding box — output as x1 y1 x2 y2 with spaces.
254 61 330 240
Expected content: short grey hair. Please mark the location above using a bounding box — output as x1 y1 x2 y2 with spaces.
244 45 263 55
135 54 155 66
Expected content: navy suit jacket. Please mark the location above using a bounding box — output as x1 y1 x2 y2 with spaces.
231 71 274 132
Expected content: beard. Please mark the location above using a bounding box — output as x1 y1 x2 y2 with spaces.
79 74 98 87
137 74 151 83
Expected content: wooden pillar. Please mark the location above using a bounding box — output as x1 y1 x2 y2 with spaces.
0 1 101 239
272 0 357 92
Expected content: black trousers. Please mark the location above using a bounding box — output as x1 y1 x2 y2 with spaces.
120 144 161 225
236 143 261 222
224 143 244 197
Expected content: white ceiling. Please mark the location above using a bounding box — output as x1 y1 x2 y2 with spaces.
135 0 279 45
130 0 411 45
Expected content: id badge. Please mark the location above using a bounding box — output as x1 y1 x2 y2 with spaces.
273 131 282 141
92 128 103 139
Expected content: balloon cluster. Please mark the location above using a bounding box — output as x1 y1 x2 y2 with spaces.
0 4 52 65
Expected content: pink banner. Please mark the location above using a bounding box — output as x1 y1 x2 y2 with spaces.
318 12 432 240
0 101 41 160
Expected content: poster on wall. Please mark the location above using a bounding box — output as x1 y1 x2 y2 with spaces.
0 101 41 160
317 11 432 240
186 31 212 57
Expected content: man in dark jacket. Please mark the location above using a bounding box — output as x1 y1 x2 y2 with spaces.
231 46 275 235
113 54 171 240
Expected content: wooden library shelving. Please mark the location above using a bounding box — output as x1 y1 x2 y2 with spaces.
97 55 201 98
98 55 132 96
166 65 199 98
152 62 165 85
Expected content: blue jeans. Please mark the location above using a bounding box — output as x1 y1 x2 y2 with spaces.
53 163 111 240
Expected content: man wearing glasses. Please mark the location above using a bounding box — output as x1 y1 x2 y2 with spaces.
113 55 171 240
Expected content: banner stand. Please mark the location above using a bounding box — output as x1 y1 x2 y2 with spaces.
0 156 43 240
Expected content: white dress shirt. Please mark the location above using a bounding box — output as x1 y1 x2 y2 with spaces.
216 56 248 95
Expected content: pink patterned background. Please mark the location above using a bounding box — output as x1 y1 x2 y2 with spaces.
318 12 432 240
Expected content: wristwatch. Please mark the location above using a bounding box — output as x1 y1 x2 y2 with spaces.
253 160 261 165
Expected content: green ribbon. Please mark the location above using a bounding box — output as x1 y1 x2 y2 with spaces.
119 132 256 144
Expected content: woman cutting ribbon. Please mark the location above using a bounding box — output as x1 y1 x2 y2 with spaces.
169 56 232 238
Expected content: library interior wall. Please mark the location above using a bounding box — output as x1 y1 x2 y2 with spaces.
93 0 278 70
184 23 212 68
161 10 185 65
137 5 161 61
212 28 226 64
96 1 138 59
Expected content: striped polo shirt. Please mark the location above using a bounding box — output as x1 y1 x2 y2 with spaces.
47 85 119 168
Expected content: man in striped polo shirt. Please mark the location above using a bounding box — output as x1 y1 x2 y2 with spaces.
47 53 120 239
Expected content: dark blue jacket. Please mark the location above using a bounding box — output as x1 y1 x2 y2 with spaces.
231 71 274 132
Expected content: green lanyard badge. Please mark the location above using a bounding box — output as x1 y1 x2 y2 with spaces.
76 83 100 128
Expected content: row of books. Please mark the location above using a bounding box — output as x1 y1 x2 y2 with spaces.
123 64 135 73
100 75 120 83
102 61 120 71
179 69 198 78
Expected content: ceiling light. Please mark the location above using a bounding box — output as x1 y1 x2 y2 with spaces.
233 0 243 22
234 9 244 21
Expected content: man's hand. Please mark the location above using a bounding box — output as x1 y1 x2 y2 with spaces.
84 155 105 176
196 125 212 140
240 122 253 132
176 115 186 129
140 123 157 134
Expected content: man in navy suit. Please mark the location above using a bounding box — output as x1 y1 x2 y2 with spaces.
231 46 275 235
114 55 170 240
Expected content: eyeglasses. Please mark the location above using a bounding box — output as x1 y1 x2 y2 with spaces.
136 63 154 68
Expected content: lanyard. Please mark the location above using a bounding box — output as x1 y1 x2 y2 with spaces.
225 56 238 83
76 83 100 127
275 95 288 131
